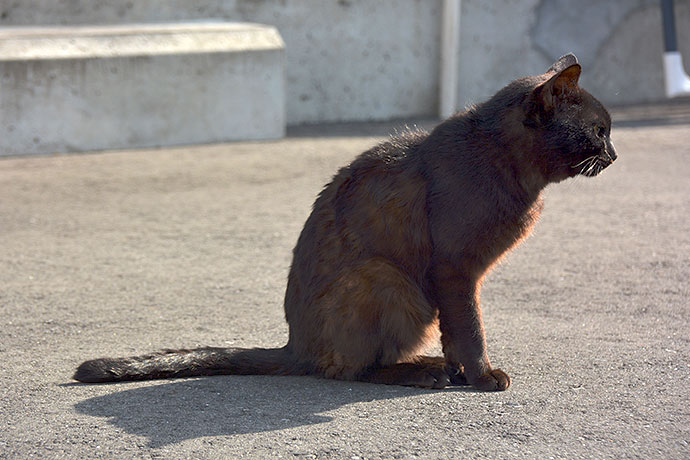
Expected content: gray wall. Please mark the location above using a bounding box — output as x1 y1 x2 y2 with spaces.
2 0 688 124
458 0 690 110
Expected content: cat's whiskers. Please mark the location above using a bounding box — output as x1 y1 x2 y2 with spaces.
579 157 594 176
583 157 600 176
571 156 597 169
591 158 601 175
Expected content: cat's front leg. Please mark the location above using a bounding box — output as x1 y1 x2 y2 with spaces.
432 268 511 391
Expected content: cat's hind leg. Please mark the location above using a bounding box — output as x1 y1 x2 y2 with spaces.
315 258 440 384
413 355 467 385
357 361 450 388
356 356 467 389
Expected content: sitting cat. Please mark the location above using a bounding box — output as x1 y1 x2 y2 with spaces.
75 53 616 391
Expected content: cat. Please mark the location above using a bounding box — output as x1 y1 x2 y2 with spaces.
74 53 616 391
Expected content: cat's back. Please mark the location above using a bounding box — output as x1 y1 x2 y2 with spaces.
287 130 433 299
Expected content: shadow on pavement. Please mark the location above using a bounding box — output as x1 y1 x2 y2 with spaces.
73 375 475 447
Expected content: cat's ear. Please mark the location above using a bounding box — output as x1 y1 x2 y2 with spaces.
539 61 582 110
546 53 579 74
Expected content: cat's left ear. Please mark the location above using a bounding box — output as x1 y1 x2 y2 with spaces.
539 63 582 110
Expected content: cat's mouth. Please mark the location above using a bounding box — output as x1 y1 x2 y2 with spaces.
576 156 612 177
573 145 617 177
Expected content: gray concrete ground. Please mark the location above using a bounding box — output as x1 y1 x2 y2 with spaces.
1 101 689 459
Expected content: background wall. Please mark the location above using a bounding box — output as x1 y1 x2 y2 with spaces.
2 0 688 124
458 0 690 110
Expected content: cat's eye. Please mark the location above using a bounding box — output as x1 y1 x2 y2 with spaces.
593 125 607 138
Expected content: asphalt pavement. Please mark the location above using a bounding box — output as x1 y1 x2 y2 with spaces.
1 100 689 459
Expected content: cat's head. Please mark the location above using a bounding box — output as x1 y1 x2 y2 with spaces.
521 54 617 182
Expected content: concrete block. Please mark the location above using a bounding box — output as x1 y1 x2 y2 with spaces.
0 0 442 125
0 22 285 156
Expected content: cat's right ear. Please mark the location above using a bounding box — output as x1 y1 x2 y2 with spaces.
523 61 582 128
534 63 582 113
547 53 579 73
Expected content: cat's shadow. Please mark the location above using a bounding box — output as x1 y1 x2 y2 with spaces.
73 375 474 447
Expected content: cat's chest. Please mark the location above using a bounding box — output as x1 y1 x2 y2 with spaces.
430 188 543 270
477 194 543 267
503 196 543 243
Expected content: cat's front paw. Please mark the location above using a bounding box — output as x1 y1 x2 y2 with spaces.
472 368 511 391
445 364 468 386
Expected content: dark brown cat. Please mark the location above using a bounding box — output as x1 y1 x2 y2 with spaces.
74 54 616 391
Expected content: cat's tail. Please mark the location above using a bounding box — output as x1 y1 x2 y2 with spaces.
73 346 300 383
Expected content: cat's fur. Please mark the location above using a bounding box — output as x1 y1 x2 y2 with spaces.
75 54 616 391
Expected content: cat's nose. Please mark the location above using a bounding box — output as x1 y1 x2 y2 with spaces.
606 140 617 163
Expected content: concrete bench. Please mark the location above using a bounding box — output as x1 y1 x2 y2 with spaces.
0 22 285 156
